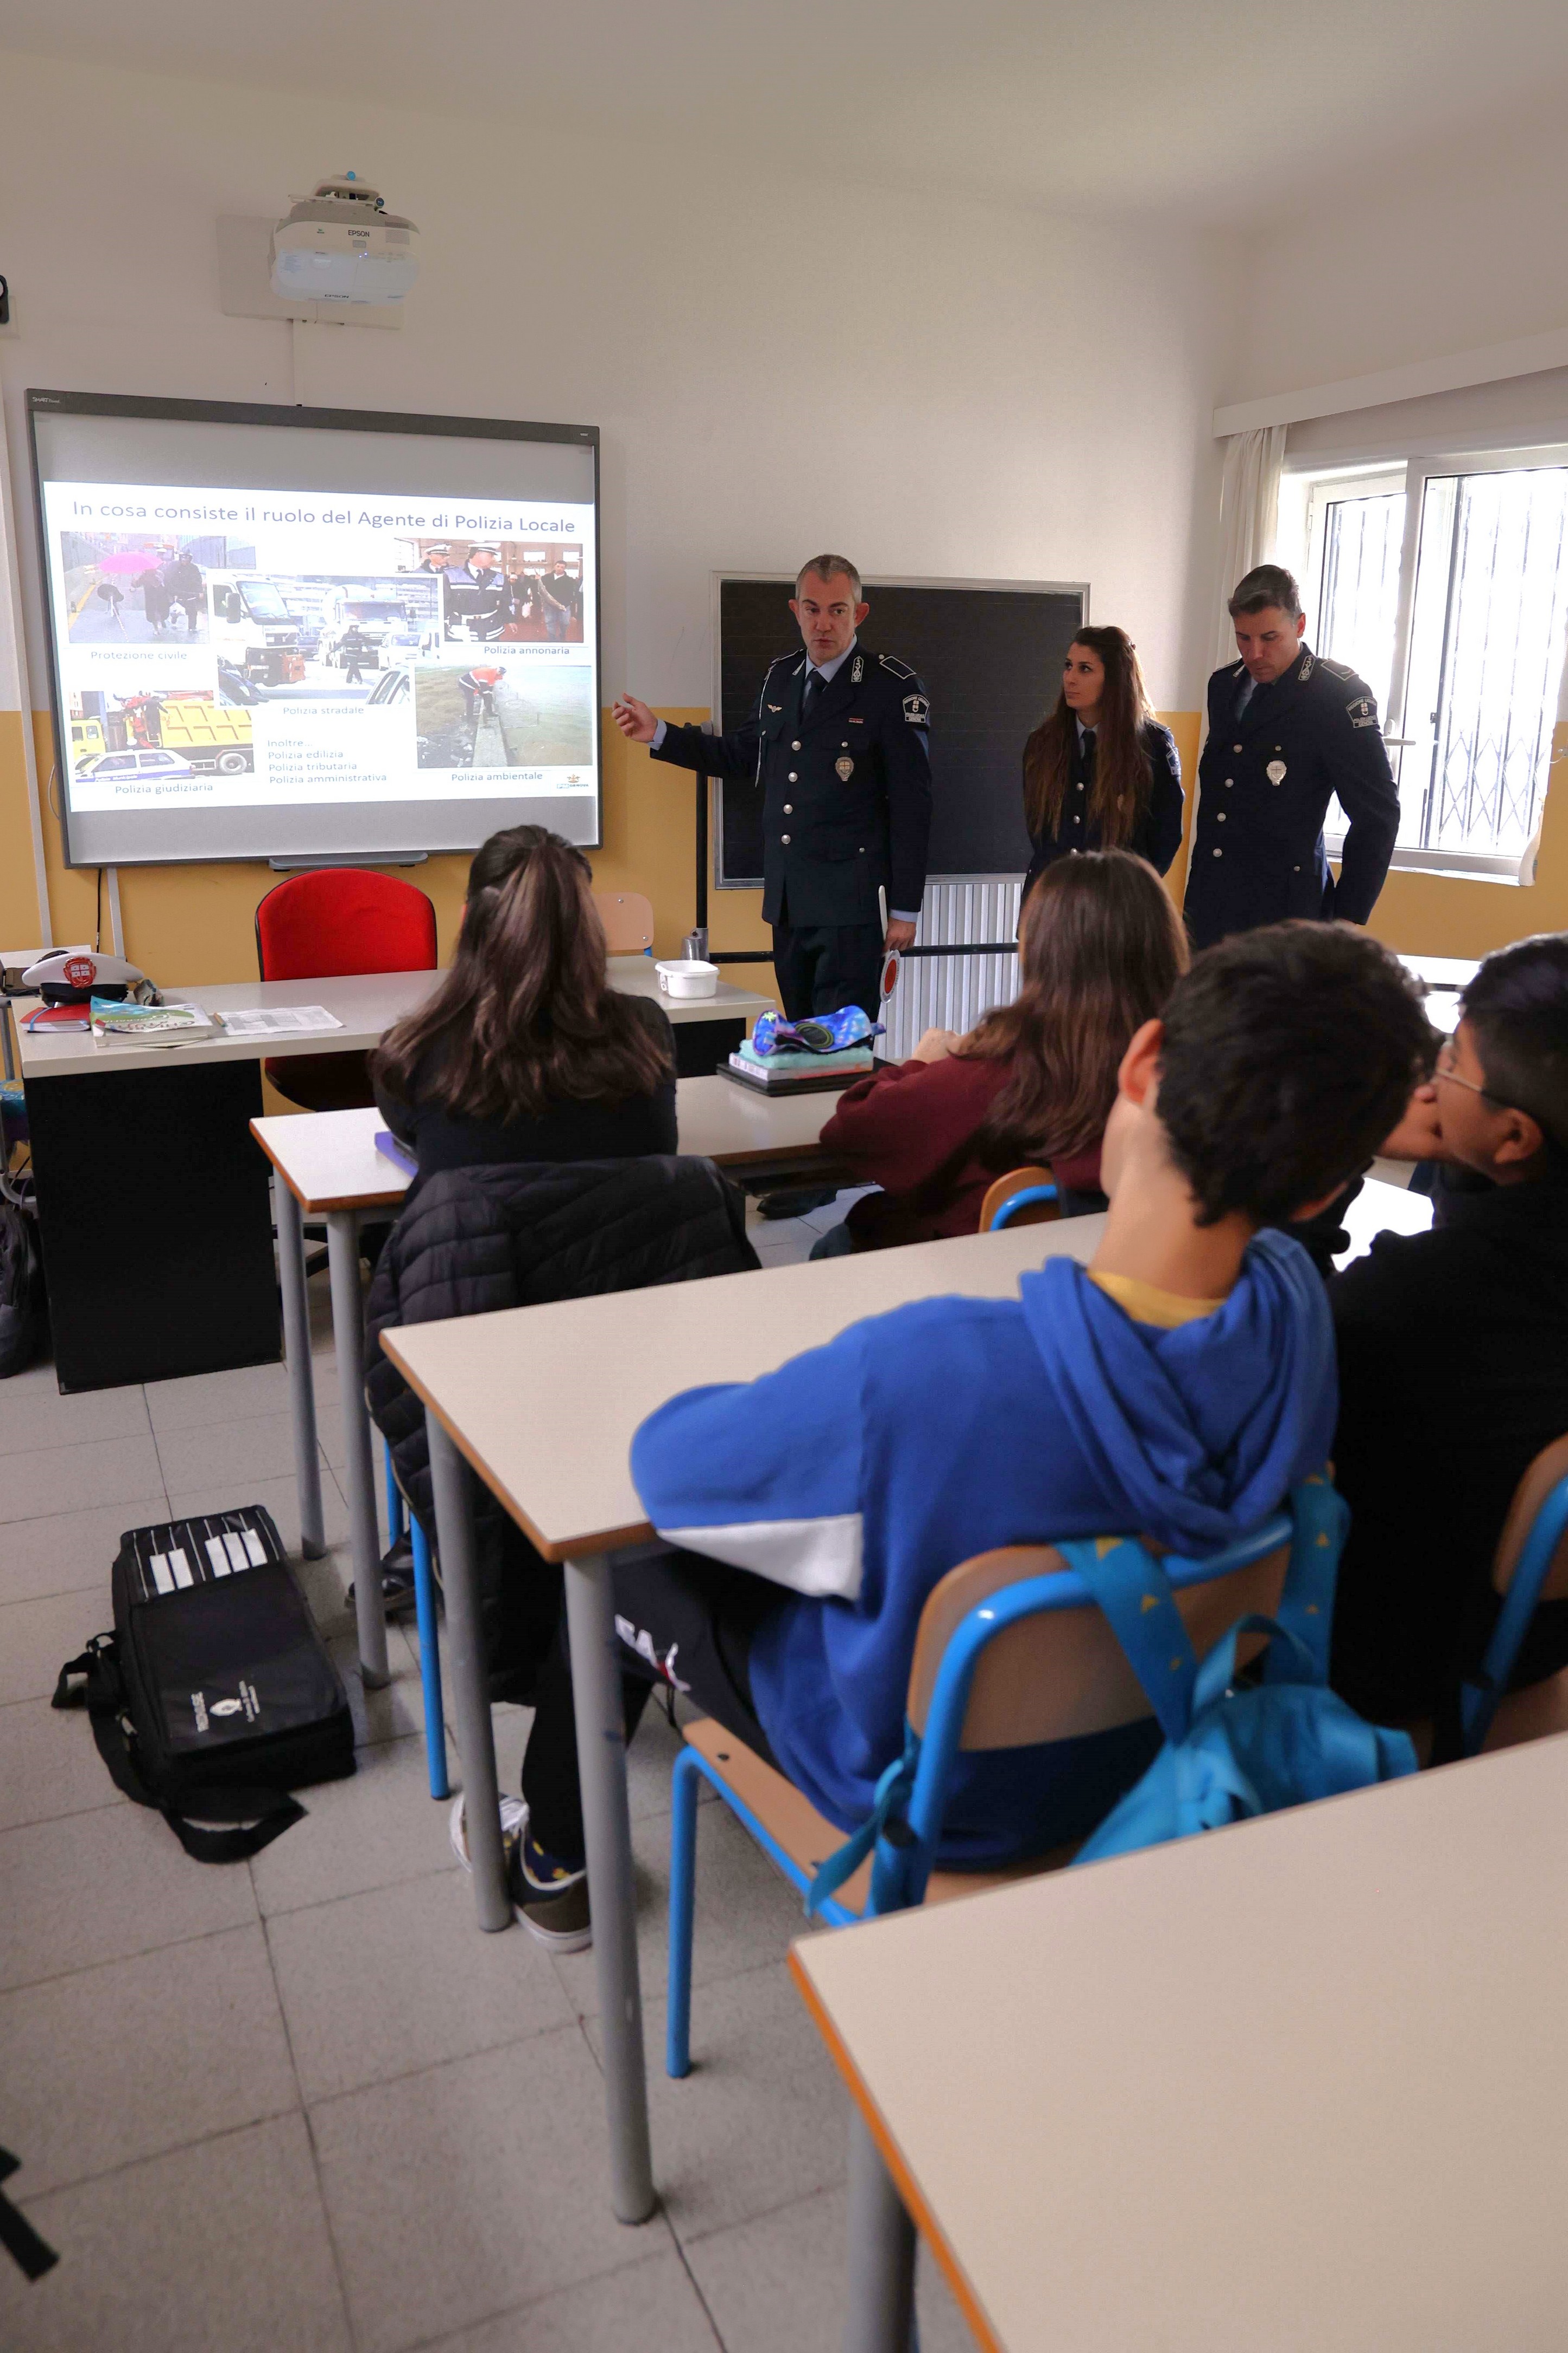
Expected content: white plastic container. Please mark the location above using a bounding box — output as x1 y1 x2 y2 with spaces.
655 958 720 1000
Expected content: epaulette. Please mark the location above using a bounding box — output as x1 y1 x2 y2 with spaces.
877 653 916 681
1317 656 1357 681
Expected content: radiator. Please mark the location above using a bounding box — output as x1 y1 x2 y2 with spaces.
880 877 1024 1061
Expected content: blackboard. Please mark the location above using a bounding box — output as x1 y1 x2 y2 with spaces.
714 576 1086 886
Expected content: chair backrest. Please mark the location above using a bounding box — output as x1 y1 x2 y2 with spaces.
594 889 655 954
256 868 437 983
906 1536 1290 1749
978 1164 1060 1232
1493 1434 1568 1603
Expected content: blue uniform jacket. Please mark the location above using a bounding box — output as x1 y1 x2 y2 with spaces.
630 1231 1337 1863
1184 646 1399 950
651 646 933 928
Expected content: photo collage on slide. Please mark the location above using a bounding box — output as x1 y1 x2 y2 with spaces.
42 482 597 816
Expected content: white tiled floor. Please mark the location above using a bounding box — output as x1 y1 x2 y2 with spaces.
0 1198 973 2350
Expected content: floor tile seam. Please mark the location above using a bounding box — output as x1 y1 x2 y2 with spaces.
260 1896 364 2352
670 2235 730 2350
0 1905 262 2000
0 1494 170 1545
4 2095 306 2213
0 1791 128 1837
390 2217 693 2353
668 2171 852 2254
0 1420 157 1461
301 2007 596 2123
290 1999 581 2112
254 1854 461 1924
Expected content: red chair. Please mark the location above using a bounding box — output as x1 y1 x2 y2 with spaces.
255 868 438 1112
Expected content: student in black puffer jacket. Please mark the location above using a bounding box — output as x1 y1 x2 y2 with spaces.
365 822 758 1694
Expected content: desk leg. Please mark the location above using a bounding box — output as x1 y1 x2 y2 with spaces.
845 2109 917 2353
563 1551 656 2225
275 1182 325 1561
326 1210 389 1690
425 1414 510 1932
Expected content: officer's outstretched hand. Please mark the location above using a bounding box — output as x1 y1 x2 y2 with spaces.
613 694 658 743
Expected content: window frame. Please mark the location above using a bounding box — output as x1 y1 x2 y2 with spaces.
1285 439 1568 883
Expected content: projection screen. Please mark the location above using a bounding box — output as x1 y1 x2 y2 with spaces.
28 390 600 866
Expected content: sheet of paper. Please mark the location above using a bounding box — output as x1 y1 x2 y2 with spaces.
216 1005 345 1038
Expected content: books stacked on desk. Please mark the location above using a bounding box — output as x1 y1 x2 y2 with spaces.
89 998 217 1047
722 1038 875 1095
721 1003 884 1095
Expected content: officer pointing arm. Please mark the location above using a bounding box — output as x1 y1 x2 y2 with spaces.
614 555 932 1022
1183 564 1400 952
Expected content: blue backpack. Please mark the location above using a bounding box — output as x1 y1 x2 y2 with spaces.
1062 1477 1417 1868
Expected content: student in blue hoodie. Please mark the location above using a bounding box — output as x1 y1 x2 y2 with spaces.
469 924 1432 1947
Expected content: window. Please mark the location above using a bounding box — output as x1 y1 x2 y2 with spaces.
1288 447 1568 878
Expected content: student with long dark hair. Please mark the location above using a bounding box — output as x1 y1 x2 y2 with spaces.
372 824 676 1173
814 850 1189 1251
1020 627 1184 909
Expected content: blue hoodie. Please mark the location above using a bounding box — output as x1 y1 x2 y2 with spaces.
629 1229 1337 1863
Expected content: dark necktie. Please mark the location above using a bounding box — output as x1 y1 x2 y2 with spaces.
803 669 824 721
1080 727 1096 770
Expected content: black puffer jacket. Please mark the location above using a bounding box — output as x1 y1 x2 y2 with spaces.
365 1155 759 1696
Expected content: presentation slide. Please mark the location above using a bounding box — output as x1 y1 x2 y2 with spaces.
29 395 601 866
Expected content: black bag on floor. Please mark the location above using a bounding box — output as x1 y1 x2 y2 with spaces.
0 1203 41 1379
53 1506 355 1861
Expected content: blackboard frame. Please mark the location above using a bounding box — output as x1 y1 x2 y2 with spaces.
709 572 1088 889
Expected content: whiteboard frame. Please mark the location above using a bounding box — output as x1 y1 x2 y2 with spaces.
708 571 1090 890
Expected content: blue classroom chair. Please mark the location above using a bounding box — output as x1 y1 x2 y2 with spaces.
382 1441 449 1800
666 1504 1305 2079
1457 1434 1568 1756
977 1162 1058 1232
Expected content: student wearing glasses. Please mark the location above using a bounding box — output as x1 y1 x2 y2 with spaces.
1329 934 1568 1735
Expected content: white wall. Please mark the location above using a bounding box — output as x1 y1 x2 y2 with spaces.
1229 115 1568 401
0 49 1237 714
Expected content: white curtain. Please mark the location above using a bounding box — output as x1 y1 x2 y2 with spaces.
1215 424 1287 669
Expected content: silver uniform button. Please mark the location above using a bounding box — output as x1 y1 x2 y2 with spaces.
1224 777 1233 787
788 771 798 783
1293 864 1301 872
791 741 801 751
1233 742 1242 752
781 834 791 845
1217 812 1226 822
1212 847 1223 857
1076 781 1084 792
783 803 793 814
1072 815 1081 825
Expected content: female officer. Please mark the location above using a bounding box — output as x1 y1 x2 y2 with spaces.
1019 625 1184 909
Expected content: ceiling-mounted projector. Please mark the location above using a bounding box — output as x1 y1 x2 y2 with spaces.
269 175 418 305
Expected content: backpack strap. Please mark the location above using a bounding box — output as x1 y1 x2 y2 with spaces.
53 1634 304 1863
1261 1474 1348 1687
1056 1536 1198 1743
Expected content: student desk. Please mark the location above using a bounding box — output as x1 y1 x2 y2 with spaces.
791 1732 1568 2353
378 1214 1107 2225
14 959 772 1394
249 1078 848 1688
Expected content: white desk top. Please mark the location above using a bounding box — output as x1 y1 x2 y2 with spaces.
15 959 772 1080
791 1732 1568 2353
382 1216 1107 1561
251 1074 840 1212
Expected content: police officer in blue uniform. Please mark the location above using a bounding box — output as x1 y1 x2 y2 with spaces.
613 554 932 1021
1184 564 1400 952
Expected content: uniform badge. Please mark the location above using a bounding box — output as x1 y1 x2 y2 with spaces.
767 704 782 712
836 756 854 781
851 655 864 684
1345 695 1378 730
902 693 930 728
1266 760 1287 785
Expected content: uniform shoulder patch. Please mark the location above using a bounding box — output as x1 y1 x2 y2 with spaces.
1344 692 1380 730
877 654 917 681
1318 656 1356 680
902 692 931 728
1162 732 1181 776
